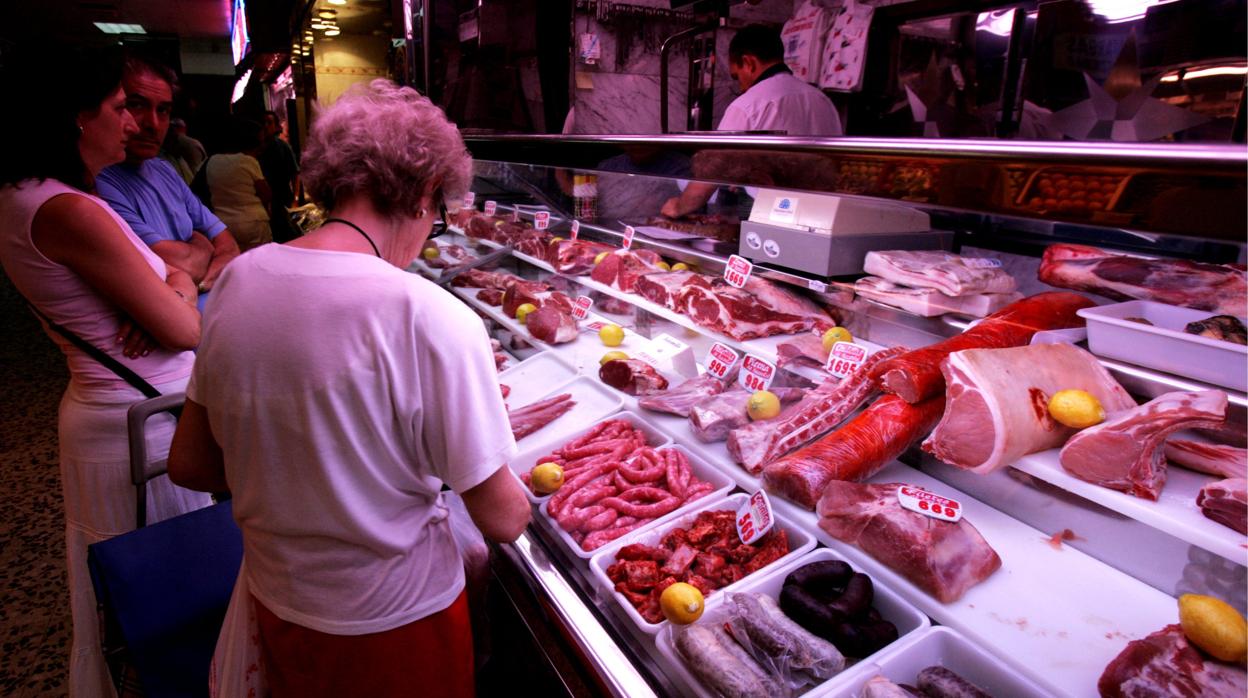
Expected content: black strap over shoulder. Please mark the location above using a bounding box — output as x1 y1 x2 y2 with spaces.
27 303 162 398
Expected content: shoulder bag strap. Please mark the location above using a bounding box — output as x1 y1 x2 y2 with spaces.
27 303 162 398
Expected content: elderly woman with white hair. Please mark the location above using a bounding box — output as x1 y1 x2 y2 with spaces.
168 80 530 697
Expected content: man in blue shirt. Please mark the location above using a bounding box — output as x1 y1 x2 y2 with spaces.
97 56 239 298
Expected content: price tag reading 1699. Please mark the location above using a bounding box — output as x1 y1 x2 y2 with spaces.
723 254 753 289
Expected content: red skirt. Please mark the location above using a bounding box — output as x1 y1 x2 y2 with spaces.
253 591 475 698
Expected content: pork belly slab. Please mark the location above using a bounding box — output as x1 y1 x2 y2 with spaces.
923 343 1136 473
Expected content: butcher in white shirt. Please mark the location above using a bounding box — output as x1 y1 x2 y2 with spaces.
662 24 842 218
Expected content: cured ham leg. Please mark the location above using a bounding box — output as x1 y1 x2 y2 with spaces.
816 481 1002 603
1198 478 1247 534
1098 625 1248 697
1059 391 1228 501
763 394 945 510
863 250 1018 296
923 344 1135 473
874 292 1095 404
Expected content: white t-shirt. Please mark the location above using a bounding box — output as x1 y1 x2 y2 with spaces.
188 244 516 635
205 153 269 224
718 71 843 136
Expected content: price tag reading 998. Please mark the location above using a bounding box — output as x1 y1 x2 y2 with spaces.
723 254 753 289
533 211 550 230
736 490 774 545
738 354 775 392
570 220 581 241
483 200 497 217
704 342 739 380
571 295 593 320
824 341 867 379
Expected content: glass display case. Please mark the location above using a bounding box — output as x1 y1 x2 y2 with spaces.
418 134 1246 697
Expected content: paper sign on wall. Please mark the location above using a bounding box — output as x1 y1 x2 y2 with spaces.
571 295 593 320
483 200 497 216
723 254 753 288
898 486 963 523
825 341 867 379
534 211 550 230
704 342 740 380
739 354 776 392
622 225 635 249
736 491 774 545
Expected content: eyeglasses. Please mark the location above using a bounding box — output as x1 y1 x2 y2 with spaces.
430 200 449 239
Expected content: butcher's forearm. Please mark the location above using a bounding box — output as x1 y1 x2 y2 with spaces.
677 182 717 216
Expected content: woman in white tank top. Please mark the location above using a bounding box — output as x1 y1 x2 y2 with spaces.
0 46 212 697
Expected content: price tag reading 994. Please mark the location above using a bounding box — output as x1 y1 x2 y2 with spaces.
483 200 497 217
824 341 867 379
571 295 593 320
723 254 753 289
738 354 775 392
736 490 774 545
704 342 739 380
533 211 550 230
622 225 635 250
897 485 963 523
462 192 476 209
570 220 581 241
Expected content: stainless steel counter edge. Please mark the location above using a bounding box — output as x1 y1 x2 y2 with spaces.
498 531 659 698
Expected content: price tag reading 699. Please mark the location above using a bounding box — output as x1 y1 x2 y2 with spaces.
723 254 753 289
738 354 775 392
736 490 774 545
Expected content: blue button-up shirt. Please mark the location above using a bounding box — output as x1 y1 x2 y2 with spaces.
97 158 227 247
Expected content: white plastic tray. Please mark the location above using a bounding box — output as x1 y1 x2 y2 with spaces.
497 351 576 409
588 492 816 635
654 548 931 698
537 443 736 560
510 409 674 504
511 375 623 448
1010 447 1246 563
827 626 1050 698
1078 300 1247 392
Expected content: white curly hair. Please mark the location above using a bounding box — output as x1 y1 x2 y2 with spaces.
301 79 472 219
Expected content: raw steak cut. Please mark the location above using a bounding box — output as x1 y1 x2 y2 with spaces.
422 243 471 269
590 249 664 292
526 305 578 344
476 288 504 306
450 268 550 293
545 239 614 275
689 387 807 443
1165 440 1248 479
509 393 576 440
763 395 945 510
1039 243 1248 316
1098 624 1248 697
854 277 1021 318
677 276 817 341
729 346 908 474
740 277 837 332
1197 478 1247 534
924 343 1136 474
816 480 1002 603
638 373 729 417
646 213 740 242
776 331 829 370
1060 391 1229 501
502 282 544 318
634 270 700 309
863 250 1018 296
465 215 507 240
874 292 1095 404
599 359 670 396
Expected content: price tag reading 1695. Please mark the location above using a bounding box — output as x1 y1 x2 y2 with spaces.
825 341 867 379
704 342 739 380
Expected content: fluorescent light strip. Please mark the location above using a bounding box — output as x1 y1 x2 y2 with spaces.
93 22 147 34
1160 65 1248 82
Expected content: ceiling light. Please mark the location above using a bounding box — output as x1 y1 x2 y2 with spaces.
324 27 341 36
327 0 347 5
310 21 325 29
93 22 146 34
317 10 337 18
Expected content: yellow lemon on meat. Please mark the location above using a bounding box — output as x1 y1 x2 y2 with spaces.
515 303 538 324
660 582 705 625
421 246 440 260
551 236 564 242
747 390 781 421
600 350 629 366
670 262 690 272
1179 594 1248 663
530 462 565 495
594 251 611 265
822 327 853 351
599 324 625 347
1048 389 1105 429
656 261 671 272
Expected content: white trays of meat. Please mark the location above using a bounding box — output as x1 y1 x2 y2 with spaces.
655 548 929 698
589 492 815 634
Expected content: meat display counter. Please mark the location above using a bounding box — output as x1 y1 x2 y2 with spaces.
411 135 1247 698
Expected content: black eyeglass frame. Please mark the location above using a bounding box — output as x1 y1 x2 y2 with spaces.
430 200 450 239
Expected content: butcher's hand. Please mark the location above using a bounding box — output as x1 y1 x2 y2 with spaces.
116 316 158 359
661 197 684 219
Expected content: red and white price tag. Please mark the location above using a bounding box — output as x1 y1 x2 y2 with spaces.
897 485 963 523
723 254 753 288
622 225 635 249
738 354 775 392
704 342 740 380
584 320 608 332
570 220 580 240
462 192 476 208
736 490 774 545
807 279 827 294
534 211 550 230
571 295 593 320
483 200 497 216
824 341 868 379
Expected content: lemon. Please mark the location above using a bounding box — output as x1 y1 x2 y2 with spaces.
1179 594 1248 663
1048 389 1106 429
656 261 671 272
747 390 781 421
600 350 629 366
659 582 705 625
422 246 440 260
599 324 625 347
551 236 564 242
530 462 565 495
822 327 853 351
515 303 538 324
670 262 690 272
594 251 611 265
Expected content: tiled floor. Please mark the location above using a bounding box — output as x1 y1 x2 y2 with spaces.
0 272 72 696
